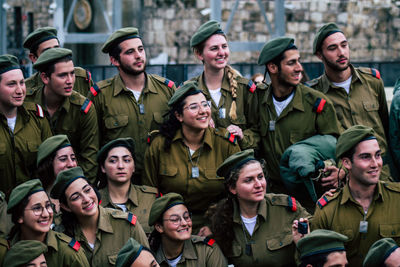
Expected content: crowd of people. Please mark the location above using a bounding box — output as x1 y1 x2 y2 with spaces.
0 19 399 266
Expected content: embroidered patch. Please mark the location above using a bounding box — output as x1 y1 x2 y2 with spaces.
68 239 81 251
81 99 93 114
247 80 256 93
288 196 297 212
313 98 326 114
127 212 137 225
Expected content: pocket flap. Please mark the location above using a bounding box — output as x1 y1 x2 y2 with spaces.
266 232 293 251
159 165 178 177
27 141 39 152
153 112 165 124
363 101 379 111
105 115 129 129
205 168 222 180
380 223 400 237
107 254 117 265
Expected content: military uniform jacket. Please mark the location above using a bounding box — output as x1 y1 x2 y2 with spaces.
311 181 400 266
89 73 175 176
0 102 52 195
99 183 157 234
227 194 309 267
0 191 12 238
24 88 99 183
309 64 389 159
189 69 261 149
156 235 227 267
0 237 7 266
143 128 240 230
258 83 341 193
25 67 93 97
9 229 90 267
72 206 149 267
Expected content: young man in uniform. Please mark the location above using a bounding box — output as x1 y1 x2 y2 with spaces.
308 23 391 180
312 125 400 266
0 54 52 196
256 37 341 209
23 27 93 96
90 27 176 183
25 48 99 183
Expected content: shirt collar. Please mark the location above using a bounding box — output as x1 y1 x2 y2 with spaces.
97 206 114 234
232 196 267 224
114 73 156 96
172 128 214 150
156 238 198 264
262 84 304 113
320 64 361 94
340 181 384 205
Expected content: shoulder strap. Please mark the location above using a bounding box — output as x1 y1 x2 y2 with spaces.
287 196 297 212
203 237 216 247
312 97 326 114
80 98 93 114
127 212 137 226
68 238 81 251
36 104 44 118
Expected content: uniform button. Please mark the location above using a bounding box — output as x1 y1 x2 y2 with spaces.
114 122 118 126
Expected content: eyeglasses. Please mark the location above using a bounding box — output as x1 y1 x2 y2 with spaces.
183 101 210 112
163 211 192 225
26 203 55 216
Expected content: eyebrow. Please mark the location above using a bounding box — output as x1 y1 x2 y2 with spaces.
69 184 90 199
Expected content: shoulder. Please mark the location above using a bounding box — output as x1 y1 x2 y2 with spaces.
212 127 239 146
266 193 300 212
381 181 400 193
74 67 90 79
315 189 341 210
22 102 46 118
95 77 115 92
69 91 86 105
107 208 139 226
235 76 259 94
147 130 162 145
304 77 321 88
53 231 84 253
300 84 332 113
148 74 176 89
184 76 200 84
356 67 382 80
133 185 158 195
191 235 217 248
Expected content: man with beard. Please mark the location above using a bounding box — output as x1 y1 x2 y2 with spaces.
308 23 391 180
90 27 176 183
257 37 341 211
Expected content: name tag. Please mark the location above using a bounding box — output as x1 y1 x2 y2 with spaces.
219 108 226 119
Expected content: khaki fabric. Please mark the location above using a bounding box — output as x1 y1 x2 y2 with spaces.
0 102 52 195
311 181 400 266
0 191 12 238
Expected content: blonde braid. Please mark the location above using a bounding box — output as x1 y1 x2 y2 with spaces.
226 65 238 120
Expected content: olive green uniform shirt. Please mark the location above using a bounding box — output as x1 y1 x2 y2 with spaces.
227 194 309 267
155 235 227 267
99 184 157 234
72 206 149 267
258 83 341 194
10 229 90 267
25 88 99 183
0 102 52 195
0 191 12 238
0 237 7 267
189 70 261 149
311 181 400 266
89 73 175 180
25 67 93 97
143 127 240 231
309 65 390 179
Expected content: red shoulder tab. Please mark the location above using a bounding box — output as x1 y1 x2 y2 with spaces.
312 98 326 114
164 79 175 88
36 104 44 118
81 99 93 114
156 191 163 198
203 237 215 247
287 196 297 212
90 83 100 96
68 239 81 251
371 68 381 79
127 212 137 225
225 132 237 144
247 80 256 93
317 196 329 209
86 69 92 82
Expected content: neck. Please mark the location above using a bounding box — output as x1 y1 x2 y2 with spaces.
181 126 205 151
348 178 376 211
43 86 64 116
119 71 146 92
270 81 295 99
0 105 18 119
107 181 130 204
78 206 99 231
20 227 47 243
324 65 352 83
238 199 259 218
203 67 224 90
161 236 185 259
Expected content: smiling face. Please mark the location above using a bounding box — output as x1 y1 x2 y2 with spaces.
175 93 211 133
0 69 26 114
18 191 53 235
317 32 350 72
276 49 303 88
195 34 229 72
156 204 192 243
101 146 135 185
62 178 98 218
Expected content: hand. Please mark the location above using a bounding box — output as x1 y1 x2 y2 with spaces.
226 124 244 140
292 218 309 245
320 165 340 189
209 118 215 128
197 226 212 237
321 188 337 198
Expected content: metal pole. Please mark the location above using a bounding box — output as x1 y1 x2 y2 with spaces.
0 0 7 54
112 0 122 30
54 0 65 46
210 0 221 22
274 0 285 37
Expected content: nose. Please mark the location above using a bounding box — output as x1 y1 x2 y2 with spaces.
295 61 303 72
67 157 77 168
117 159 124 169
254 179 262 188
41 206 50 217
82 192 91 203
180 216 188 226
15 83 24 94
66 73 74 84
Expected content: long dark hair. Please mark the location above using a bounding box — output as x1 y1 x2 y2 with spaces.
210 159 266 255
35 153 57 192
159 89 203 151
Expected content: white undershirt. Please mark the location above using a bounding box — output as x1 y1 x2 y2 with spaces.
189 148 195 156
127 88 141 101
241 214 258 236
7 116 17 132
209 88 221 106
332 75 352 94
166 254 182 267
272 92 294 117
88 242 95 250
115 203 127 212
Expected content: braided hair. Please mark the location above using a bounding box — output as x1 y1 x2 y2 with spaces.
225 65 238 120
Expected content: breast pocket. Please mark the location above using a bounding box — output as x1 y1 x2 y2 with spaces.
380 223 400 239
363 101 379 112
266 232 293 251
105 115 129 130
159 165 178 178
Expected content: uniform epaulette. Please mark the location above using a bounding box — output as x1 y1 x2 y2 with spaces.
36 104 44 118
359 67 381 79
312 97 326 114
213 128 238 145
317 195 329 209
156 191 163 198
382 181 400 192
139 185 158 194
96 78 112 90
68 238 81 251
147 130 160 144
80 98 93 114
152 74 175 89
127 212 137 226
203 237 216 247
74 67 87 78
85 69 92 83
90 83 101 96
247 80 257 93
305 78 319 87
287 196 297 212
191 235 215 247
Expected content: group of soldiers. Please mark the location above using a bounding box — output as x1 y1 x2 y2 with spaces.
0 18 400 266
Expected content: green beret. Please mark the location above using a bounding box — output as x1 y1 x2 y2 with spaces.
37 135 71 167
3 240 47 267
336 125 376 159
116 238 144 267
51 167 86 199
0 54 20 75
33 47 72 71
363 238 399 267
190 20 224 48
23 26 58 51
148 193 184 226
97 137 135 165
297 229 348 259
217 149 256 179
313 22 342 54
7 179 44 213
102 27 140 54
258 37 295 65
168 81 200 107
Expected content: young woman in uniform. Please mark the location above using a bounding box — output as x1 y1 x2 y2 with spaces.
97 137 157 234
143 82 240 234
210 149 310 266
